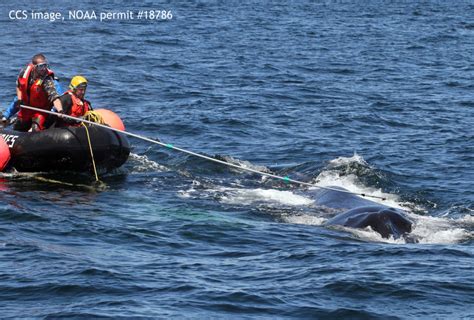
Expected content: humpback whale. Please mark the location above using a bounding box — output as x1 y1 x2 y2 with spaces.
310 187 413 240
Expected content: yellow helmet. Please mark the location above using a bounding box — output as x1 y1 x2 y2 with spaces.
69 75 88 90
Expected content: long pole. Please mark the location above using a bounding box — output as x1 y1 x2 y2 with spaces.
19 104 387 200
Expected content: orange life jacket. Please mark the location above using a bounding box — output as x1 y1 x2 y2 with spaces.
17 63 55 110
66 90 90 117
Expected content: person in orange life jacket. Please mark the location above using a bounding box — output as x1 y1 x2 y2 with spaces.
14 53 64 131
48 75 92 128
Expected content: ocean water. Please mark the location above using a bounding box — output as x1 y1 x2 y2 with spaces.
0 0 473 319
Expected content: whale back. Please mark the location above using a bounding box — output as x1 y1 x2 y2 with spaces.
313 187 413 239
325 206 412 239
311 187 383 210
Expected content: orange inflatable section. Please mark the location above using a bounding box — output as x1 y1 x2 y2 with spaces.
0 136 11 171
95 109 125 131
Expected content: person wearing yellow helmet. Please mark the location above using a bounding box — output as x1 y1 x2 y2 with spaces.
46 75 92 128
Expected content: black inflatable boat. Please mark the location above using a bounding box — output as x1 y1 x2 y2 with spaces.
0 125 130 173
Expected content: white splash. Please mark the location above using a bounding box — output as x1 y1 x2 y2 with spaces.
129 153 168 172
408 214 473 244
458 214 474 224
314 154 423 211
177 180 201 199
326 153 368 168
282 214 326 226
220 188 314 206
338 226 408 244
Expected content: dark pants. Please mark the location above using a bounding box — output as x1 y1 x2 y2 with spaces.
13 114 45 132
13 118 31 132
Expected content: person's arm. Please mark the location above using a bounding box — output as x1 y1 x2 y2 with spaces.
16 87 22 101
44 94 72 129
2 97 20 120
59 94 73 115
53 98 63 113
43 76 63 112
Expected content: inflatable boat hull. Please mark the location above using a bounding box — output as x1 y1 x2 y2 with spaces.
0 126 130 173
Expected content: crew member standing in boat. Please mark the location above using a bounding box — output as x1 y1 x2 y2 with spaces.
13 53 64 131
47 75 92 128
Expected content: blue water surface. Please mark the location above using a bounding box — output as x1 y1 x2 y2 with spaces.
0 1 473 319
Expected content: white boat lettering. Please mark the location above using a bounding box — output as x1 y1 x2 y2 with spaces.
1 134 19 148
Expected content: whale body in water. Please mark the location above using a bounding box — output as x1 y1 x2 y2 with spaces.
309 187 413 240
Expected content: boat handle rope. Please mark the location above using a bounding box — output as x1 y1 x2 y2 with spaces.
18 104 387 201
82 123 99 182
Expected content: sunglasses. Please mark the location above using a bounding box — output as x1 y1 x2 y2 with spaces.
35 62 50 70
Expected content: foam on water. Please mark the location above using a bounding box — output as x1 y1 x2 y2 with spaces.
219 188 314 206
327 153 368 168
280 214 327 226
458 214 474 224
314 154 410 210
409 214 473 244
177 180 202 199
128 153 169 173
